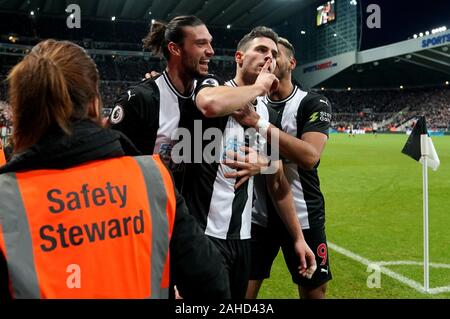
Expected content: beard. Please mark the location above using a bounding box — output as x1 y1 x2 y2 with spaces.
181 54 205 79
275 64 288 81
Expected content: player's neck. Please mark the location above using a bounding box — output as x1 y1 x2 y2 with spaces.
233 76 245 87
270 77 294 101
234 70 256 87
165 65 195 95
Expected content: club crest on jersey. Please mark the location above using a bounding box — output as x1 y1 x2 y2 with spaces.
110 105 124 124
201 78 219 87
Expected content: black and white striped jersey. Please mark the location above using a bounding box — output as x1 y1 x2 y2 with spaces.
252 85 332 230
180 77 269 240
109 71 194 162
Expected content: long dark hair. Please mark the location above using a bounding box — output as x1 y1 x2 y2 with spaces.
142 15 205 60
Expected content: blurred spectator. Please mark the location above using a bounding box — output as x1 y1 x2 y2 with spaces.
322 87 450 131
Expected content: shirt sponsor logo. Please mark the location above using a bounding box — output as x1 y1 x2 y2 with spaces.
320 111 332 122
222 137 246 161
309 111 331 123
309 112 319 123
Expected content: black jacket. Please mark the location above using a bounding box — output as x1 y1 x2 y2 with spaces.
0 120 229 299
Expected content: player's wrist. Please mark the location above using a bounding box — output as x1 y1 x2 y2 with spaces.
260 158 272 174
253 82 267 96
249 114 260 128
256 118 270 138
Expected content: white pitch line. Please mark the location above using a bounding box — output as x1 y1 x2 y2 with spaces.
429 286 450 294
376 261 450 269
328 242 450 295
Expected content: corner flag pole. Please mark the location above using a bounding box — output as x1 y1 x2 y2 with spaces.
420 134 429 292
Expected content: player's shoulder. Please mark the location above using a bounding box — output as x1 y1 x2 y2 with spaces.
197 73 225 88
109 77 161 125
302 91 330 106
117 77 161 105
129 76 160 97
194 74 225 99
299 91 332 113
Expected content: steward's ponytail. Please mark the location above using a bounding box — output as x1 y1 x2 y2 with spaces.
8 39 101 152
9 54 72 152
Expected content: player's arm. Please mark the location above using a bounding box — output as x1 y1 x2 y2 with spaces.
273 129 327 170
108 85 158 154
266 161 316 278
233 97 331 170
195 60 278 118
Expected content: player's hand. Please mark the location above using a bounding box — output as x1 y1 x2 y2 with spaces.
255 59 279 95
294 239 317 279
232 103 260 128
144 70 160 79
174 285 183 299
223 146 270 189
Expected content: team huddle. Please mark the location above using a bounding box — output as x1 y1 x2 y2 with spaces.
0 14 332 300
109 15 332 299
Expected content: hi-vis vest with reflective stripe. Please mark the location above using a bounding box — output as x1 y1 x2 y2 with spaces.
0 155 176 299
0 140 5 166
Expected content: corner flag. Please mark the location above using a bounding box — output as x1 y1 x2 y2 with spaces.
402 116 440 171
401 116 440 293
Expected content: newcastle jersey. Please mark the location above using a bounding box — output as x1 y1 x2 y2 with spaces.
109 71 194 163
181 77 269 240
252 85 332 230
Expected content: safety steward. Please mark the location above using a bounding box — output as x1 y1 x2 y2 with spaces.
0 39 229 299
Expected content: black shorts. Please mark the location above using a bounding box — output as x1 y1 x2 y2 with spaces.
208 236 251 299
249 223 332 288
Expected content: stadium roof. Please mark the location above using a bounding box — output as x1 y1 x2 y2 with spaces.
320 46 450 89
297 31 450 89
0 0 315 28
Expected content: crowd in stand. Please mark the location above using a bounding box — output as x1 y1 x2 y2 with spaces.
0 54 236 118
2 55 450 133
1 11 449 134
324 87 450 131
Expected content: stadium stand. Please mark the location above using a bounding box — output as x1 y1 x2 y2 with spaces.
324 87 450 132
1 6 450 137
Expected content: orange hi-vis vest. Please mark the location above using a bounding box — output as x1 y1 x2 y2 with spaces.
0 155 176 298
0 140 5 166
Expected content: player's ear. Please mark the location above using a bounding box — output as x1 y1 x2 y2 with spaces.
168 42 181 57
235 50 244 64
289 57 297 71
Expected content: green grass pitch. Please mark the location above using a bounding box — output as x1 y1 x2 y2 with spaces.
258 133 450 298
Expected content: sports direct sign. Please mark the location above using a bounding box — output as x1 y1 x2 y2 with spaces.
303 60 338 73
421 33 450 48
